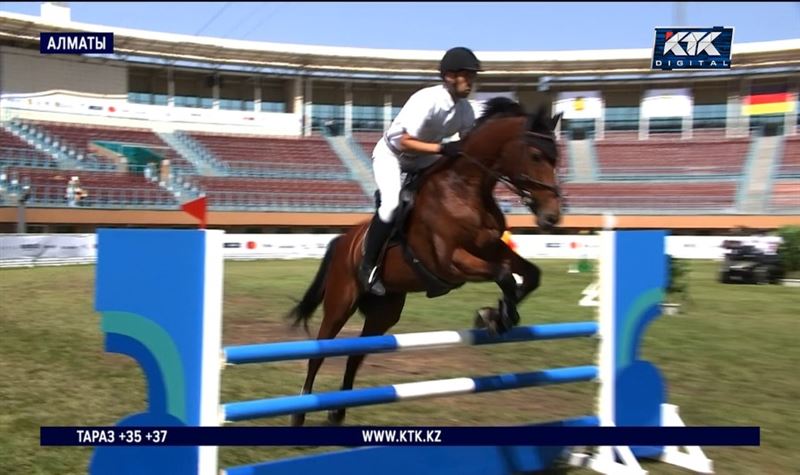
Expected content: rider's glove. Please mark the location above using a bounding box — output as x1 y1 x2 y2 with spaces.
439 140 463 158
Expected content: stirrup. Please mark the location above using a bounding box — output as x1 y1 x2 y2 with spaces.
360 266 386 296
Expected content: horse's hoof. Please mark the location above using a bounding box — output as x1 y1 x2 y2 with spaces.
474 307 495 328
327 409 346 426
290 414 306 427
475 307 501 336
473 310 487 329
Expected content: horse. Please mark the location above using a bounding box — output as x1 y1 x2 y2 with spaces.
285 97 564 426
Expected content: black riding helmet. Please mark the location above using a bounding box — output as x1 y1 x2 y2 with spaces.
439 47 482 77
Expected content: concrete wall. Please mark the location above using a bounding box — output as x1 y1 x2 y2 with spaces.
0 46 127 95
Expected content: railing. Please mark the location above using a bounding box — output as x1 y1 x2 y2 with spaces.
2 184 178 208
203 190 372 212
214 160 352 179
596 165 744 179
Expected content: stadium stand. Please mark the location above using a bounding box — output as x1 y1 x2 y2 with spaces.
594 136 750 178
778 136 800 177
770 180 800 210
22 120 194 172
353 132 382 156
508 182 740 212
188 176 372 210
0 128 56 168
0 8 797 226
185 132 350 178
4 166 176 207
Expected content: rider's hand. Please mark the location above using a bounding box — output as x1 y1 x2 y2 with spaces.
439 140 463 158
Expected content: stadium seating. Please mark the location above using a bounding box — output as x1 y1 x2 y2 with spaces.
770 180 800 210
494 181 738 212
354 132 382 157
1 120 791 214
561 182 738 211
595 136 749 178
188 176 372 210
4 166 176 207
185 132 350 177
777 136 800 177
0 128 56 167
24 121 193 171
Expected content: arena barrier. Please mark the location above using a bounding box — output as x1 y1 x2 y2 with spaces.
90 229 713 475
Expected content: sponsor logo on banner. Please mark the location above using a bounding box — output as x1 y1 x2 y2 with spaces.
223 242 241 249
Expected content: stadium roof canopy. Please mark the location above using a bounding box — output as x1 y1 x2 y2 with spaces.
2 10 799 83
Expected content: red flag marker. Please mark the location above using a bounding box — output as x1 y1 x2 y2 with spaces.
181 196 207 229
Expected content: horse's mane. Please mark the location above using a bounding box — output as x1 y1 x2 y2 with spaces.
473 97 527 129
471 96 555 135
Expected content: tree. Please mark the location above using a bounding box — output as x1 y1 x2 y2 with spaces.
777 226 800 276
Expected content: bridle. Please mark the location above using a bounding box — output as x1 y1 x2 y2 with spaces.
460 130 562 209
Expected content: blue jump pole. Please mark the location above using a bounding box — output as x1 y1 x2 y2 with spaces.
224 321 599 365
223 365 599 422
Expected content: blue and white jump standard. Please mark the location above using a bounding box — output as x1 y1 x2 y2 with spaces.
90 229 713 475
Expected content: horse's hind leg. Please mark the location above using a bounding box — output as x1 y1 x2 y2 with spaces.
327 292 406 426
291 280 360 427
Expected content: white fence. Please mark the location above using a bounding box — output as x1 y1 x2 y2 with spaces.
0 233 782 268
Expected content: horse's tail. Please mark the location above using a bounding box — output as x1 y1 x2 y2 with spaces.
285 235 341 333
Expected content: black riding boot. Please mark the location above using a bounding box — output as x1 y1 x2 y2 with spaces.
358 214 394 296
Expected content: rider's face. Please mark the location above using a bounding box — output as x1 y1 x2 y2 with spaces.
445 70 477 99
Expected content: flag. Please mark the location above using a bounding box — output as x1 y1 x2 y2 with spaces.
742 92 796 116
181 196 207 229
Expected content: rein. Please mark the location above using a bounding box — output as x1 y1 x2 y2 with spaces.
460 130 561 207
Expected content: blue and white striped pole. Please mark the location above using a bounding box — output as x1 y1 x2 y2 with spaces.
224 321 599 365
223 365 599 422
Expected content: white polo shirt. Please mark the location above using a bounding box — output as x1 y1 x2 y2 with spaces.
374 84 475 171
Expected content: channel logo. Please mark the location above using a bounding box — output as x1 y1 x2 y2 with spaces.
652 27 733 70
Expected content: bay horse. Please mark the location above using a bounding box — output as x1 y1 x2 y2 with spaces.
286 98 564 426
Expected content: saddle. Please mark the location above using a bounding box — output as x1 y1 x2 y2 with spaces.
371 172 464 298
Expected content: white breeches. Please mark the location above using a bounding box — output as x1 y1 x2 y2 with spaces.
372 147 402 223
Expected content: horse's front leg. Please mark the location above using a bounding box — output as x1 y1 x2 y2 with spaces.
505 244 541 303
496 244 543 329
450 246 517 335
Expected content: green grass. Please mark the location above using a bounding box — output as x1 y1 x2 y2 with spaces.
1 260 798 474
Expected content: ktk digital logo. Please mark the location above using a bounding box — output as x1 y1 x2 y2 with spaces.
652 27 733 70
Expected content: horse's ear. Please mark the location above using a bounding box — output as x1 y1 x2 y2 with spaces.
550 112 564 130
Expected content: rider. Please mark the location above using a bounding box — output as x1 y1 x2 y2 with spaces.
358 46 482 296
